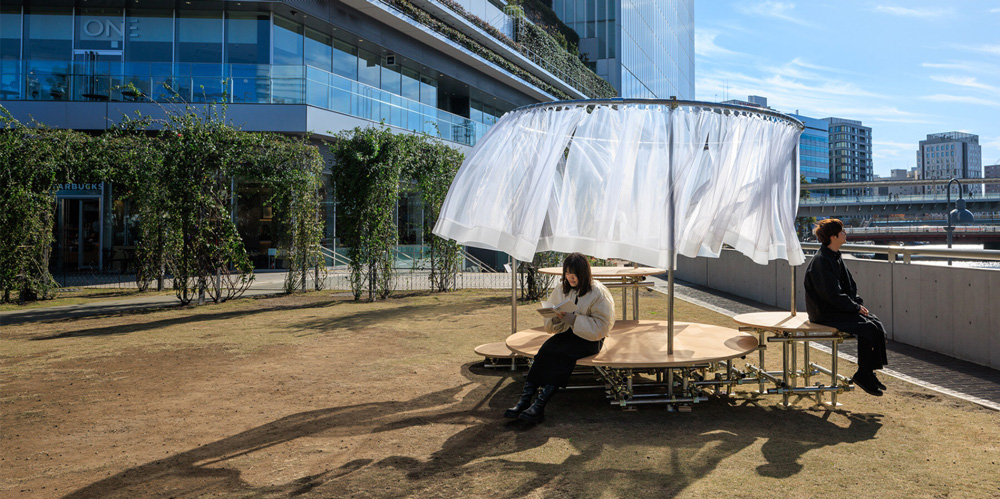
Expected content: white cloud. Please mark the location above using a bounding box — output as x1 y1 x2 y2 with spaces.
991 8 1000 13
930 75 1000 93
922 61 977 71
873 5 952 18
957 44 1000 56
695 32 743 58
736 1 816 27
921 94 1000 107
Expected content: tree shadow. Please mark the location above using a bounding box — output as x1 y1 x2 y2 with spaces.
63 363 882 498
29 299 344 341
289 294 514 331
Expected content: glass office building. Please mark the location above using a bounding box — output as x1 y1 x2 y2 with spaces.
549 0 694 99
789 114 830 184
1 0 598 272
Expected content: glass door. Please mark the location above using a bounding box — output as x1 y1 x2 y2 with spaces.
58 198 103 270
72 49 122 101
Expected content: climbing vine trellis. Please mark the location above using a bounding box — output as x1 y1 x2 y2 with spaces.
330 125 465 301
1 103 324 305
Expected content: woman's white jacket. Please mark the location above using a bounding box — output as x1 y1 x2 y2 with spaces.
543 279 616 341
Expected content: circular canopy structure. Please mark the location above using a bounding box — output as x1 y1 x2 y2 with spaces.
433 98 806 268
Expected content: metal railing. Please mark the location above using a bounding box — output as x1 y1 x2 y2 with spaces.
2 61 491 146
801 242 1000 264
846 226 1000 235
801 191 1000 205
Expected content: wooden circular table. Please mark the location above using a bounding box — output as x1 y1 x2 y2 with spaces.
506 320 757 368
537 266 666 320
732 311 854 407
473 341 522 370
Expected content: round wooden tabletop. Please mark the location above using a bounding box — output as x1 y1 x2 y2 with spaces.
505 320 758 368
474 341 518 358
538 266 666 278
732 311 838 333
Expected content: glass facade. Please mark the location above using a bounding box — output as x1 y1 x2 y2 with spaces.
5 2 532 271
0 4 514 147
790 114 830 184
551 0 694 99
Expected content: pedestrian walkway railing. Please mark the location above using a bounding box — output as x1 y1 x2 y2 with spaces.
801 242 1000 264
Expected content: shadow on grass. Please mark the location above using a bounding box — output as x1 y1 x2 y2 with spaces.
64 363 883 498
28 299 345 341
289 294 512 331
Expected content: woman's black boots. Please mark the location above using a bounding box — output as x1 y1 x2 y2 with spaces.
518 384 558 424
504 381 539 418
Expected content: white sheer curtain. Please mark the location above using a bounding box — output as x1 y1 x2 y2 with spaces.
433 102 805 267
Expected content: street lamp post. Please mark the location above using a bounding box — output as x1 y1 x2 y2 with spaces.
945 178 975 265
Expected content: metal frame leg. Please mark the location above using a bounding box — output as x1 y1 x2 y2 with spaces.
824 339 842 407
622 285 627 321
781 337 790 407
757 330 767 394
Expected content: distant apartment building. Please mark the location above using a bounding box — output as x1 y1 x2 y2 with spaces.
986 164 1000 195
826 118 873 194
916 132 982 195
549 0 694 98
722 95 769 108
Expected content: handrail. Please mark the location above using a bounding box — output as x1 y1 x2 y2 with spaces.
460 248 500 273
317 245 352 267
847 226 1000 234
801 242 1000 262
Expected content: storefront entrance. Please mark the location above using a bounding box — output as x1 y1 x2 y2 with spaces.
55 196 103 271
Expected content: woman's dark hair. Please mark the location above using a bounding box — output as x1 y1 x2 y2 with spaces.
813 218 844 246
561 252 593 296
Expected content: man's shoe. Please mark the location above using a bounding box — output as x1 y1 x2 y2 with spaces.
504 381 539 418
872 372 887 391
851 371 883 397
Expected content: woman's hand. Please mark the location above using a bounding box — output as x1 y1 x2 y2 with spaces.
555 311 566 320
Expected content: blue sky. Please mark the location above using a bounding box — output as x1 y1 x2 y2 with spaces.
694 1 1000 177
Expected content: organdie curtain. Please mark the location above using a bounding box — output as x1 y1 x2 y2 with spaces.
433 102 805 267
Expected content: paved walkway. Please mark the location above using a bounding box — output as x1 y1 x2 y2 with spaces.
648 275 1000 411
4 271 998 411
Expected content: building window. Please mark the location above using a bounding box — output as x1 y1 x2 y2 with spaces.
273 15 303 65
304 27 332 72
176 10 223 64
226 11 269 65
126 9 173 63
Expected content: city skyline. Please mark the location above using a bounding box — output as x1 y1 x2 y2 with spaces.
694 1 1000 177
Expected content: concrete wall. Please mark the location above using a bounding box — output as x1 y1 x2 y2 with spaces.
676 249 1000 369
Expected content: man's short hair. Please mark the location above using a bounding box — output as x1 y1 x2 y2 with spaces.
813 218 844 246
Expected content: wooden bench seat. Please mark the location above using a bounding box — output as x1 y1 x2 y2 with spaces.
505 320 758 368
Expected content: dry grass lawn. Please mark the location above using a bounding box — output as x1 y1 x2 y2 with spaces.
1 288 998 498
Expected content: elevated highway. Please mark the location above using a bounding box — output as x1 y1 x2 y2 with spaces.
797 193 1000 217
845 226 1000 246
797 177 1000 217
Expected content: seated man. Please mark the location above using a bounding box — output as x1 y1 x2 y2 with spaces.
804 218 889 396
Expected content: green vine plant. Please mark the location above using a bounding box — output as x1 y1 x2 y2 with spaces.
403 134 465 292
102 83 325 305
330 125 407 301
0 107 91 303
518 251 563 302
330 125 466 300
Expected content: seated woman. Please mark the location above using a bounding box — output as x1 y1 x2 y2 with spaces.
504 252 615 423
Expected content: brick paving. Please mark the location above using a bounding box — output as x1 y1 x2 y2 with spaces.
648 275 1000 410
